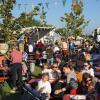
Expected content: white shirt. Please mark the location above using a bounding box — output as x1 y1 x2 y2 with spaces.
53 46 60 53
41 69 55 83
28 44 33 53
42 69 50 74
38 80 51 94
82 68 94 77
48 69 61 82
42 51 47 59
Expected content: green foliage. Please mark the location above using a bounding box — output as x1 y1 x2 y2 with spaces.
61 0 89 39
72 2 82 15
32 6 40 15
0 1 50 42
38 3 47 26
32 66 42 77
14 11 49 28
55 28 67 36
0 82 22 100
0 0 16 41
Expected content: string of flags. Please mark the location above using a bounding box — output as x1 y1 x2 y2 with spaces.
16 2 50 10
13 0 67 10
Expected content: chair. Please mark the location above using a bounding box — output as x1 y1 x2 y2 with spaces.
0 55 9 83
0 77 9 83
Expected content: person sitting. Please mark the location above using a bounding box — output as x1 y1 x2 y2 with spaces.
84 49 91 62
37 73 51 100
50 75 66 100
82 61 94 77
49 63 61 83
63 63 77 84
53 63 77 96
42 63 50 74
75 67 83 84
80 73 95 95
69 78 78 95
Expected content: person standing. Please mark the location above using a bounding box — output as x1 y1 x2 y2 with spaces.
61 38 68 57
10 46 23 93
68 39 75 55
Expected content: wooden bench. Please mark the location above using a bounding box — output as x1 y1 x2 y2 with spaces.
0 77 9 83
0 66 10 83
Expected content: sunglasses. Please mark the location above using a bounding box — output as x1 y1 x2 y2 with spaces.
54 67 57 68
84 64 88 67
86 79 92 83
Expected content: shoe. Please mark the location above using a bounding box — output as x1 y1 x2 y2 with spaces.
10 87 17 93
10 89 16 93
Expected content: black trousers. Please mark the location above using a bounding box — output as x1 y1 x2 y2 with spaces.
11 63 22 87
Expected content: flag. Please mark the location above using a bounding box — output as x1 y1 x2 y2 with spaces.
45 2 49 8
62 0 66 6
18 4 21 10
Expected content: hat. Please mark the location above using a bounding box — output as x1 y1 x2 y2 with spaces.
70 78 78 89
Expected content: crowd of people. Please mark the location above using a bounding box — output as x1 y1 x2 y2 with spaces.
0 37 100 100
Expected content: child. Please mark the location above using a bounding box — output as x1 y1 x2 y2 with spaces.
38 73 51 100
42 64 50 74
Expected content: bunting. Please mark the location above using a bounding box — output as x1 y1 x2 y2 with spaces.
18 4 21 10
62 0 66 6
45 2 49 8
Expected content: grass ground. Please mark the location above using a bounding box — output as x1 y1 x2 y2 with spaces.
0 81 22 100
0 66 42 100
31 66 42 77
